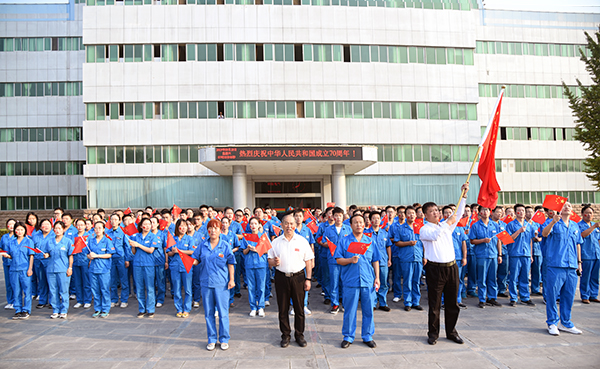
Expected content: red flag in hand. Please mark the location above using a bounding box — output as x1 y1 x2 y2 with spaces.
348 242 370 255
25 224 34 236
457 217 469 227
166 231 176 249
305 218 318 233
381 215 388 229
177 249 195 274
159 219 169 231
470 213 479 228
364 232 373 237
501 215 515 224
255 233 272 257
532 210 546 225
243 233 260 243
542 195 568 213
496 230 514 245
272 225 282 237
105 220 112 229
326 237 337 257
570 211 582 223
73 236 88 254
172 205 182 218
326 202 335 208
121 223 138 236
124 207 132 215
240 220 248 232
24 245 43 254
477 91 504 210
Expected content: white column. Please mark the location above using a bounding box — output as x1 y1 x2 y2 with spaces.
331 164 347 212
232 165 247 210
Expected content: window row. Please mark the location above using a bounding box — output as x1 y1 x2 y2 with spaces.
476 41 590 58
0 196 87 211
85 43 475 65
0 161 85 177
480 126 576 142
497 191 599 206
0 128 82 143
0 82 83 98
85 101 478 121
84 0 479 11
479 83 583 99
376 144 478 163
0 37 84 52
508 159 587 173
86 145 200 164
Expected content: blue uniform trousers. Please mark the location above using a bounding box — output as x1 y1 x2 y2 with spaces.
128 262 136 295
72 264 92 304
10 270 32 313
542 258 549 301
457 261 466 303
33 260 49 305
319 255 331 301
246 267 267 310
375 265 389 307
110 257 129 303
328 263 343 307
476 257 498 302
342 285 375 343
154 265 166 304
545 267 577 328
466 254 477 294
497 255 509 294
3 264 14 305
531 255 543 294
508 256 531 302
47 272 70 314
133 266 155 313
265 267 273 303
233 251 244 295
171 269 192 313
391 257 403 299
580 259 600 300
91 272 111 313
201 285 231 344
192 264 202 303
401 261 423 307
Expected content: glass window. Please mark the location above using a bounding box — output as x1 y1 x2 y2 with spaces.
426 48 436 64
333 45 342 62
87 147 97 164
370 45 379 62
224 44 234 60
455 48 463 65
135 147 144 163
466 104 477 120
304 101 313 118
180 146 189 163
304 44 312 61
360 45 369 62
435 48 446 64
124 45 134 62
207 44 217 61
441 145 451 162
438 103 449 120
428 103 439 119
125 147 135 163
107 147 115 163
124 103 134 120
417 103 427 119
463 49 473 65
284 44 293 61
274 44 284 61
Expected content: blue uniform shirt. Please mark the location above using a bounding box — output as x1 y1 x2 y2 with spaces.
295 225 315 245
151 230 167 266
33 231 55 264
106 227 130 260
315 221 334 259
84 235 115 274
166 234 195 273
492 220 508 255
229 221 243 236
7 237 34 271
365 227 390 266
0 233 14 266
452 226 468 261
220 230 240 252
578 221 600 260
42 236 74 273
539 218 554 258
63 225 78 241
506 219 533 257
334 233 380 288
530 221 542 257
130 232 159 267
192 238 236 288
240 232 268 269
469 220 500 259
390 222 423 262
323 223 352 265
545 219 583 269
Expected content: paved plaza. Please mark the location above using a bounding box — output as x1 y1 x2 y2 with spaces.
1 271 599 369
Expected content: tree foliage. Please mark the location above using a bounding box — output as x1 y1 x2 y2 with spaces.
563 27 600 190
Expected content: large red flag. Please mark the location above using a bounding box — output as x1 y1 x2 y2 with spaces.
542 195 568 213
457 217 469 227
124 207 132 215
477 89 504 210
158 219 169 231
255 233 272 257
501 215 514 225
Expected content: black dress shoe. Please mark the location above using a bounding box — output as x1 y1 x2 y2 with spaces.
296 337 307 347
280 338 290 348
324 299 331 305
404 306 411 311
341 340 351 349
378 305 391 312
427 337 437 345
498 293 508 298
413 305 424 311
234 293 242 298
364 340 377 348
447 335 464 344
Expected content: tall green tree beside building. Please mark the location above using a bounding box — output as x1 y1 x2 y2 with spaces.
564 27 600 190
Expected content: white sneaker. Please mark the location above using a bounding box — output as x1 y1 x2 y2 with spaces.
193 301 200 308
69 294 76 300
559 325 582 334
548 324 560 336
156 302 163 308
206 343 216 351
215 310 219 317
269 293 273 298
50 313 59 319
258 308 265 317
265 300 270 306
83 303 92 309
59 313 67 319
220 342 229 350
392 297 401 303
249 310 257 317
73 303 82 309
35 296 39 301
304 306 312 315
120 302 128 308
111 302 116 308
289 307 295 316
4 304 14 310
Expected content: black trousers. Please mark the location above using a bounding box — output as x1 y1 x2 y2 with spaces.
274 270 305 340
425 262 460 340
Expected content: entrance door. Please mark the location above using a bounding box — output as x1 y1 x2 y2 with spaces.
255 197 321 212
254 181 322 212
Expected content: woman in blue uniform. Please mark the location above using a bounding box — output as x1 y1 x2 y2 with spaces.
241 217 268 317
42 221 74 319
84 221 116 318
1 223 34 320
150 216 167 308
1 219 17 310
220 216 240 307
166 219 195 318
72 219 93 309
33 219 54 310
26 212 41 302
192 219 236 351
129 218 158 318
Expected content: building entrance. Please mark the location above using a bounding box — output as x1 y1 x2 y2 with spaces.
254 181 322 212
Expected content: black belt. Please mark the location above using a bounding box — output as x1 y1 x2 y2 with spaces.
427 260 456 267
276 269 304 277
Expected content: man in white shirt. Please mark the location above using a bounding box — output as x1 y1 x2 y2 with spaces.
268 213 314 348
420 182 469 345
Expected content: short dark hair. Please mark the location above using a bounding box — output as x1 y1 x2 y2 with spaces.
513 203 525 212
369 211 382 221
422 202 437 215
332 207 344 216
292 208 304 216
493 206 503 212
350 213 364 224
442 205 453 214
582 205 593 214
199 204 208 211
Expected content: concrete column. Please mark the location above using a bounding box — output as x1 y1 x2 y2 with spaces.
331 164 347 212
232 165 247 210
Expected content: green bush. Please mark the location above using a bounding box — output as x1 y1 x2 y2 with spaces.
0 229 7 238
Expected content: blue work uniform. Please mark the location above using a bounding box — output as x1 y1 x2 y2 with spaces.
323 223 352 307
106 227 131 305
231 221 245 296
151 229 167 305
72 233 92 305
84 235 116 313
191 230 204 304
540 217 554 301
7 237 34 314
240 232 268 311
131 232 158 314
578 221 600 301
221 230 240 304
466 223 478 296
530 221 543 294
32 231 54 306
451 226 468 303
166 234 195 314
334 233 380 343
41 236 74 314
315 221 334 302
506 219 534 302
391 222 424 307
192 238 236 344
469 219 501 302
365 227 391 307
493 220 509 294
544 219 583 328
388 221 404 299
1 233 15 306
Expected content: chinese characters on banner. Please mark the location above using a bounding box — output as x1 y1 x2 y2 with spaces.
215 147 363 161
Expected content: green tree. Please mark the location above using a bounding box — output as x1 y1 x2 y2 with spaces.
563 27 600 190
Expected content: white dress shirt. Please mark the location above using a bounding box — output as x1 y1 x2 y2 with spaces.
268 233 314 274
420 198 467 263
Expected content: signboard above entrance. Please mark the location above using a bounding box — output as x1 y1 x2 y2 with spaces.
215 146 363 161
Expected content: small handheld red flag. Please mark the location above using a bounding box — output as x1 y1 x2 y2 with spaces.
305 218 318 233
158 219 169 231
105 220 112 229
542 195 568 213
121 223 138 236
166 231 176 249
570 211 582 223
532 210 546 225
243 233 260 243
326 202 336 208
364 231 373 237
172 205 182 218
326 237 337 257
457 217 469 227
240 220 248 232
381 215 388 229
124 207 132 215
255 233 272 257
501 215 515 225
24 245 43 254
272 225 282 237
470 213 479 228
348 242 370 255
72 236 88 254
413 221 424 235
496 230 514 245
177 249 195 274
25 224 34 236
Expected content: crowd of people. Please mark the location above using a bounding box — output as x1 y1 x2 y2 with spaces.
0 188 598 349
